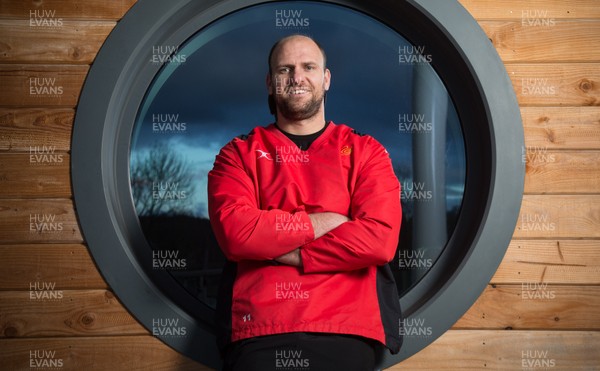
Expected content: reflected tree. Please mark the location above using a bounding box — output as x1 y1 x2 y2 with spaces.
131 142 196 216
130 142 224 307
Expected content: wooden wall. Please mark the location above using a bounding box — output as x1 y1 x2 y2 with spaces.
0 0 598 369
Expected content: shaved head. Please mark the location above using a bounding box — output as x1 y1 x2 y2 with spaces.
268 34 327 74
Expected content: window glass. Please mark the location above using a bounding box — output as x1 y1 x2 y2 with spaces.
130 1 466 308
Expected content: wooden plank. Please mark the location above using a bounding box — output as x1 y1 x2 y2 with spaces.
514 195 600 238
0 199 82 243
4 148 596 197
11 15 600 66
524 150 600 194
0 108 73 152
0 195 597 251
389 330 600 370
0 0 137 20
0 153 71 198
6 148 598 198
459 0 600 20
0 244 106 290
522 106 600 150
508 63 600 107
0 110 596 155
492 240 600 284
0 290 145 338
0 331 597 370
0 335 209 371
480 20 600 63
0 20 115 64
454 285 600 330
0 64 88 107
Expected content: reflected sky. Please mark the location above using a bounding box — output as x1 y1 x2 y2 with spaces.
130 1 465 218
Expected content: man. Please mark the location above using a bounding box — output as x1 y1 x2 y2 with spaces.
208 34 402 371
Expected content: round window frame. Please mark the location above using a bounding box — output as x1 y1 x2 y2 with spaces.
71 0 524 369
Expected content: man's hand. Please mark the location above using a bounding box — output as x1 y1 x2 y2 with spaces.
309 212 350 239
274 249 303 267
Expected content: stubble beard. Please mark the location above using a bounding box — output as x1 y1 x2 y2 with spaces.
275 86 325 122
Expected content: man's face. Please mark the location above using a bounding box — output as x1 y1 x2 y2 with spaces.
268 36 331 121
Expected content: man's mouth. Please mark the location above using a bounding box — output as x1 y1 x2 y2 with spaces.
288 87 309 95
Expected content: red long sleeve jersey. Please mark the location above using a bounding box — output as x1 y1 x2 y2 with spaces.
208 122 402 353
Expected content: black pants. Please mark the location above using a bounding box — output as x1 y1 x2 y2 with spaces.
222 332 377 371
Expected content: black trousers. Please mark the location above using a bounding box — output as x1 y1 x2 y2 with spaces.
222 332 378 371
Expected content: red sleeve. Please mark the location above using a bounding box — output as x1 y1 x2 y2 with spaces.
208 138 315 262
300 139 401 273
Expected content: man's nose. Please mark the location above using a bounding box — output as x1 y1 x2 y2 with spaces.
290 70 304 84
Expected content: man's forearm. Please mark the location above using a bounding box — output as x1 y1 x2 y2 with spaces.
274 248 303 266
308 212 350 239
274 212 349 266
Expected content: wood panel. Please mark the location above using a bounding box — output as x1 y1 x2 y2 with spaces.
0 335 207 371
0 199 82 243
4 283 597 337
1 149 598 199
0 331 597 370
521 106 600 150
458 0 600 20
0 64 87 107
480 20 600 63
2 239 597 290
0 0 137 20
3 194 597 244
1 108 597 154
492 240 600 284
0 290 145 338
0 0 597 370
0 20 115 64
524 150 600 194
3 19 599 65
0 108 73 152
508 63 600 107
2 63 597 109
513 195 600 238
0 244 106 290
390 330 600 370
0 153 70 198
454 285 600 330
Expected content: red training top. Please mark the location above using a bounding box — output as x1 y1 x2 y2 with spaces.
208 121 403 354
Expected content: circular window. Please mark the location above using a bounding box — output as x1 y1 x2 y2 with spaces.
130 0 466 309
72 0 523 368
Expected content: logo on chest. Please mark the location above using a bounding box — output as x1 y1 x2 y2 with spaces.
256 149 273 160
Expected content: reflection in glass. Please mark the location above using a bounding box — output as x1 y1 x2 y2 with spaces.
129 1 466 308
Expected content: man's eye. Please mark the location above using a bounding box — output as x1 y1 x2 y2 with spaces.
279 67 290 74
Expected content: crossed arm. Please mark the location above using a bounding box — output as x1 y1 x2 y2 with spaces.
208 139 401 273
273 212 349 266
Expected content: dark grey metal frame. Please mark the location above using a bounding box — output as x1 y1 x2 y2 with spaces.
71 0 524 369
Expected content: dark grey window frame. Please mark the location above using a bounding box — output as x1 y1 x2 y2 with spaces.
71 0 524 369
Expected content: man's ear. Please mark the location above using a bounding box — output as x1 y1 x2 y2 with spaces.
324 68 331 91
266 72 273 95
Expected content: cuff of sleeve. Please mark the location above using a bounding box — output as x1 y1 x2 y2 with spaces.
294 210 315 245
299 247 313 273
